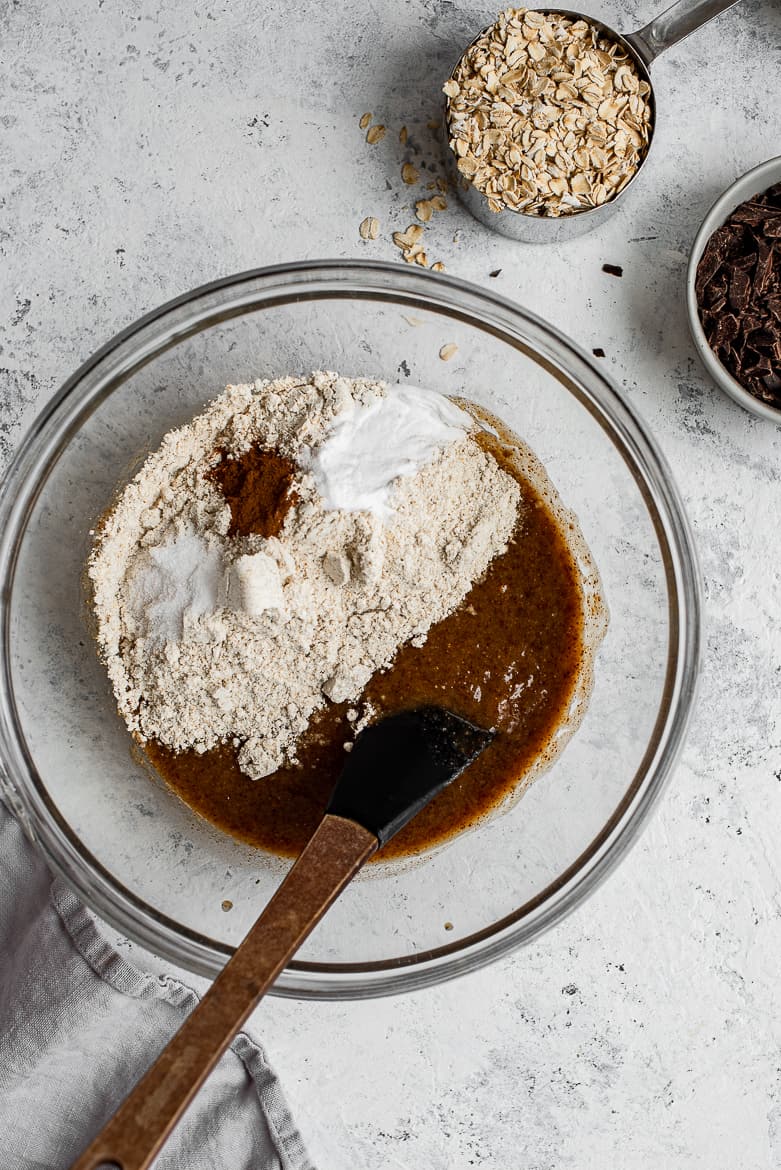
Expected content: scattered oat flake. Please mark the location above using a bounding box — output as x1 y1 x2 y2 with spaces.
432 262 445 272
416 200 433 223
399 126 408 144
359 112 372 130
439 343 458 361
401 163 420 185
393 224 424 249
359 216 380 240
221 899 233 912
366 124 386 145
430 195 447 211
393 223 430 266
402 314 424 326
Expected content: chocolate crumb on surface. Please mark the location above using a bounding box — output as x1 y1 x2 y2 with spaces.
602 263 623 277
489 269 502 278
695 181 781 408
593 347 606 358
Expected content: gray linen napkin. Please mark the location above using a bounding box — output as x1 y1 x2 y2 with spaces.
0 801 314 1170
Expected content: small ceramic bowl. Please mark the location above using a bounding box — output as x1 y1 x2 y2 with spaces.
686 155 781 423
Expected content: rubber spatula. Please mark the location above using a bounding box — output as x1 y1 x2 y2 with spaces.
71 706 493 1170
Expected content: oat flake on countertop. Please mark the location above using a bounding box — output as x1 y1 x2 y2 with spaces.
89 372 521 780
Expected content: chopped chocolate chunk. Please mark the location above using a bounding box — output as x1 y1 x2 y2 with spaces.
695 180 781 409
728 268 751 313
489 269 502 277
732 252 756 273
766 295 781 322
706 292 727 314
755 240 774 294
750 328 778 351
602 263 623 277
730 204 769 229
742 309 766 333
766 183 781 208
592 347 606 358
711 314 739 348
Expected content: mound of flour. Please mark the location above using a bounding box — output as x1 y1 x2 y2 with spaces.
89 372 521 779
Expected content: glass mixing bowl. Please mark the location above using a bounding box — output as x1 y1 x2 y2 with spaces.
0 261 700 999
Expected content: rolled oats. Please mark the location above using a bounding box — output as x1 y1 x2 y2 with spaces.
392 223 430 265
444 7 652 217
393 225 425 249
415 195 448 223
359 216 380 240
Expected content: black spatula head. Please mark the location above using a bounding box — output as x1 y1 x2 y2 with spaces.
326 706 494 847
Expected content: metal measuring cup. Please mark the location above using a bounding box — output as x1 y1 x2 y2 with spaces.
445 0 743 242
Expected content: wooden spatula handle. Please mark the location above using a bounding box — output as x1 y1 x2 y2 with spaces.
70 814 377 1170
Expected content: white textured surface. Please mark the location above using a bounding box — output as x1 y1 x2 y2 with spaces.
2 2 781 1167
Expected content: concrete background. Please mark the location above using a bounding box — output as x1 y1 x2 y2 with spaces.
2 1 780 1166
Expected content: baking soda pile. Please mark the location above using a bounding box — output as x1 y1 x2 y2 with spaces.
89 372 521 780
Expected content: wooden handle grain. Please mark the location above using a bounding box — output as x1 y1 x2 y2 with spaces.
70 814 377 1170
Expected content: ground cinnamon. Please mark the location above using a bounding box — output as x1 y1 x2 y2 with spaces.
209 445 298 538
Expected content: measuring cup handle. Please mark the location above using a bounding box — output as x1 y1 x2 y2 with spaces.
625 0 741 67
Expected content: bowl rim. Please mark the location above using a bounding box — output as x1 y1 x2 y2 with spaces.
0 259 702 998
686 154 781 425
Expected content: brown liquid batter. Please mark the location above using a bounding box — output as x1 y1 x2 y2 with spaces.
145 432 585 861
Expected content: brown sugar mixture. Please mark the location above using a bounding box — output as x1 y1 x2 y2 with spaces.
145 431 587 861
